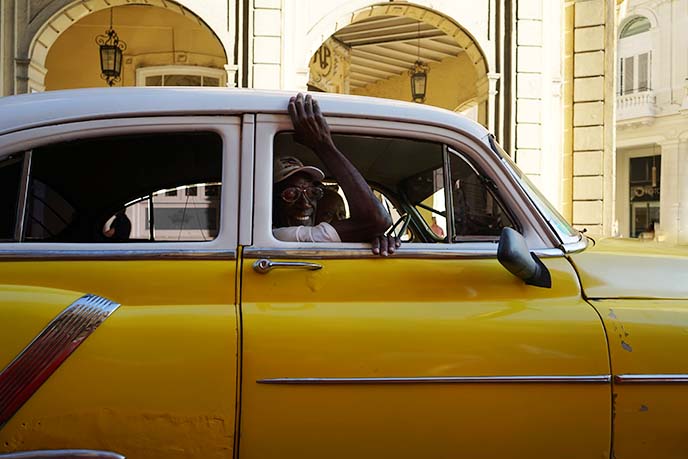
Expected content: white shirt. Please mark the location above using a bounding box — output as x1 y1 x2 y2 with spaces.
273 222 341 242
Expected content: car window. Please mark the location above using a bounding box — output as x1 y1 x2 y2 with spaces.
449 149 514 240
5 132 223 243
272 132 515 243
0 154 24 241
489 137 580 243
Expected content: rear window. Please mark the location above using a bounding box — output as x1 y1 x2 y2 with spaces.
3 132 223 243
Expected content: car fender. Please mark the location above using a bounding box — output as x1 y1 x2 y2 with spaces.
0 285 119 429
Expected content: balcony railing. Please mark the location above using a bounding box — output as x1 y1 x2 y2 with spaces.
616 90 656 123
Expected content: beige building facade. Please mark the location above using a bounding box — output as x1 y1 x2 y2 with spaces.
615 0 688 243
0 0 620 236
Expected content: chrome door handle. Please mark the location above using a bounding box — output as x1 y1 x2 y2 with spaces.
253 259 323 274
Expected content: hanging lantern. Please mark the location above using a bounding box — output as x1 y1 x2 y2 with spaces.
410 60 429 103
409 21 429 103
95 9 127 87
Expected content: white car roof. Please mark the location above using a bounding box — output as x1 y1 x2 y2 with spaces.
0 87 490 144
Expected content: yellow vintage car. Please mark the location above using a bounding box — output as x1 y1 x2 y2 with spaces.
0 88 686 459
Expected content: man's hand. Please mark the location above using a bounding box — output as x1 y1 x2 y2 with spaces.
371 234 401 257
288 93 334 152
287 92 393 243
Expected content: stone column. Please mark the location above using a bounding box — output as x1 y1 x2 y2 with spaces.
1 0 16 95
677 139 688 245
487 72 500 134
224 64 239 88
681 79 688 115
571 0 615 237
12 0 29 94
14 59 30 94
251 0 282 89
514 0 544 185
680 82 688 243
657 140 680 243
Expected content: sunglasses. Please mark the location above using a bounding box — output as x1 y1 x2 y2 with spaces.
280 186 324 203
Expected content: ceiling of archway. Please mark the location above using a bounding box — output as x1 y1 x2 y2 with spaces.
333 15 464 89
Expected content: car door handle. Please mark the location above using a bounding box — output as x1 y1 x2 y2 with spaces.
252 259 323 274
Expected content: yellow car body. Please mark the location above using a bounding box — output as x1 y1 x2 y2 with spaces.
571 239 688 459
0 89 686 459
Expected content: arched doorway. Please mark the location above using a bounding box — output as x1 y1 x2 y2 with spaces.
307 3 489 126
28 1 227 91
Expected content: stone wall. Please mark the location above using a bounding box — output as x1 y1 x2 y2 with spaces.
251 0 282 88
571 0 616 235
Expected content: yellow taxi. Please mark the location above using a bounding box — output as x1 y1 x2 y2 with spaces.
0 88 687 459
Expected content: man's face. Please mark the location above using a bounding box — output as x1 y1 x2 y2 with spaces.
276 173 318 227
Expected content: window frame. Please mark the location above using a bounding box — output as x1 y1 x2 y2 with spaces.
0 116 240 256
136 65 227 87
618 17 653 96
446 146 520 241
620 16 651 39
619 52 652 95
249 114 558 257
0 152 29 242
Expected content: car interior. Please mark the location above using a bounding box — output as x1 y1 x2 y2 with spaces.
273 132 515 243
3 132 223 243
1 129 513 244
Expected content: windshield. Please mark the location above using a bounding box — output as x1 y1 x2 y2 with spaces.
488 136 581 245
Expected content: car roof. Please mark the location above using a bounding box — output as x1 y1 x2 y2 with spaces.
0 87 490 143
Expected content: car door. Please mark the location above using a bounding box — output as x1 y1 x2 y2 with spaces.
0 116 242 459
237 113 612 459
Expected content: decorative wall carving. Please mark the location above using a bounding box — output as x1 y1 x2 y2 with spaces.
308 38 350 94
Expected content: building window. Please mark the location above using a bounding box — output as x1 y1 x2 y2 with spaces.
620 17 651 38
629 154 660 238
620 52 651 95
136 66 226 87
618 16 652 95
204 184 220 197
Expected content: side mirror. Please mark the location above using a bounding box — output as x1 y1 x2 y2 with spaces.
497 227 552 288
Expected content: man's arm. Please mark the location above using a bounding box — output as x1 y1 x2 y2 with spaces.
288 93 399 254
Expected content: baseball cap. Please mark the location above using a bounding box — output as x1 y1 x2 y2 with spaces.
274 156 325 183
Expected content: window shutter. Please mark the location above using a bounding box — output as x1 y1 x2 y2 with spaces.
638 52 649 91
623 56 635 94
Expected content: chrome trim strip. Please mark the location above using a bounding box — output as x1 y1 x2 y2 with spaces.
245 247 497 259
14 151 32 242
257 375 612 385
562 237 589 255
0 294 120 429
442 145 457 241
238 114 255 246
244 247 564 260
0 450 125 459
532 248 566 258
615 374 688 384
0 249 236 261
